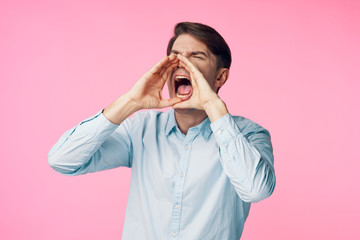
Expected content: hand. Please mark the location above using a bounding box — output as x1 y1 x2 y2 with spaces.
173 54 229 122
103 55 181 124
127 54 181 109
173 54 220 110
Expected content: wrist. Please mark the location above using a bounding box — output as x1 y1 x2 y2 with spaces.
203 97 229 122
103 94 140 125
123 92 144 111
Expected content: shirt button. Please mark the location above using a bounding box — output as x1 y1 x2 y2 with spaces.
179 172 184 177
175 204 180 209
184 145 189 150
172 232 177 237
217 129 223 135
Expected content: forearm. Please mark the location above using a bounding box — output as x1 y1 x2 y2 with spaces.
103 93 141 125
49 93 143 174
211 114 276 202
48 112 120 175
221 140 276 203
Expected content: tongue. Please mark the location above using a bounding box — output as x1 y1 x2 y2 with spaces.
177 85 192 95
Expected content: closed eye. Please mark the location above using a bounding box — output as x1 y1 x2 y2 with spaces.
191 51 207 60
192 55 205 60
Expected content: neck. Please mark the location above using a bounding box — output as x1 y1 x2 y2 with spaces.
174 109 208 135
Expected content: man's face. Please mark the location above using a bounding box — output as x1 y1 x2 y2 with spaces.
167 34 219 103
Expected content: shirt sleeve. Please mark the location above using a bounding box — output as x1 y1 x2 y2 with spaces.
210 113 276 203
48 111 133 176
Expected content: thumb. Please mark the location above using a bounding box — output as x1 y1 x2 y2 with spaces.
172 101 193 109
158 97 182 108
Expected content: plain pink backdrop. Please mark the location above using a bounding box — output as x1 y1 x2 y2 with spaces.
1 0 359 239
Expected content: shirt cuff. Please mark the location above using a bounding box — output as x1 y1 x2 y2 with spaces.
210 113 245 146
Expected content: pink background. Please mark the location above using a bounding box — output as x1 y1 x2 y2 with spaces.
1 0 359 239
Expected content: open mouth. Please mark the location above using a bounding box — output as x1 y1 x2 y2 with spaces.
175 75 193 100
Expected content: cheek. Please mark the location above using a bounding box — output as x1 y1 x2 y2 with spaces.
189 61 206 76
189 59 201 68
188 59 216 83
197 64 213 79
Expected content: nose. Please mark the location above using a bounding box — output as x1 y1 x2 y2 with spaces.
181 52 190 58
179 51 191 59
178 52 197 67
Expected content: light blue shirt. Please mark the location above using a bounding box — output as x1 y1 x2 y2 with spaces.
48 109 275 240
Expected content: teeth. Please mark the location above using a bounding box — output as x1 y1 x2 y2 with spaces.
175 76 189 82
176 93 191 98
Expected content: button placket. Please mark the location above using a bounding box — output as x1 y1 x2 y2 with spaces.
170 130 199 239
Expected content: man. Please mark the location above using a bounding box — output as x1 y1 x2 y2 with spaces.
49 22 276 240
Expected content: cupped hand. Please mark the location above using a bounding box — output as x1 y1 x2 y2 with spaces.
172 54 220 110
127 54 181 109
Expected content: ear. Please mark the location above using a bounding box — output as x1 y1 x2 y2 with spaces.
214 68 229 88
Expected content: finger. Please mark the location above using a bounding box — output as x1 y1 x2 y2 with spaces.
178 61 195 77
177 56 201 77
168 53 177 61
161 61 179 82
165 54 178 67
177 54 200 74
158 97 182 108
156 55 179 77
179 64 203 84
149 56 172 75
158 58 179 77
178 61 198 87
146 57 178 84
172 100 195 110
159 59 179 81
177 58 208 89
149 60 179 91
155 61 178 88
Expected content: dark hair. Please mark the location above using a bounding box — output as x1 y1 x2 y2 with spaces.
166 22 231 70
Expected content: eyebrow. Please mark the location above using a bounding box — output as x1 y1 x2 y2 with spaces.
171 50 208 58
191 51 208 58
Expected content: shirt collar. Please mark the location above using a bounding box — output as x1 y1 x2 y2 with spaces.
165 109 177 136
165 109 212 140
